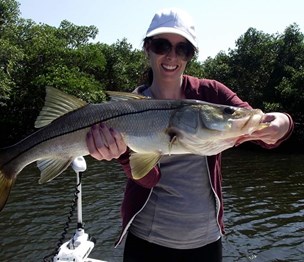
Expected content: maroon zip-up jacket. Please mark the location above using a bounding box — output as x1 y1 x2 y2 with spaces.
115 75 294 246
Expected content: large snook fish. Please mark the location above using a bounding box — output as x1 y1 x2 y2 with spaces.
0 87 268 211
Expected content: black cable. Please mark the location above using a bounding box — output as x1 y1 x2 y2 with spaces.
43 173 82 262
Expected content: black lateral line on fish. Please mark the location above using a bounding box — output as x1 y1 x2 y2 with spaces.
1 103 186 168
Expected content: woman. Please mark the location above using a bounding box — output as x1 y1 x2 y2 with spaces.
86 8 293 262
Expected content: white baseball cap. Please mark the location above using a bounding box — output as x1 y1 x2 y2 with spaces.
146 8 198 49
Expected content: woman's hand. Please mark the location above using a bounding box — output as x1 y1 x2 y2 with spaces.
236 112 291 145
86 123 127 161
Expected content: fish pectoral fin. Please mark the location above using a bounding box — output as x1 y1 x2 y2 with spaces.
168 135 178 156
0 172 16 212
35 86 87 128
129 152 161 180
37 158 73 184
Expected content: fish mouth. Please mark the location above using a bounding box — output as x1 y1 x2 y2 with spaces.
242 113 255 129
240 110 265 133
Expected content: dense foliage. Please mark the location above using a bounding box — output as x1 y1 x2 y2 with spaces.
0 0 303 150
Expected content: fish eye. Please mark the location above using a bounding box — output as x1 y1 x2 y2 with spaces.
224 107 235 115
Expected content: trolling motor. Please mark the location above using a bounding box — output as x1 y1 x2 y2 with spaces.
52 156 107 262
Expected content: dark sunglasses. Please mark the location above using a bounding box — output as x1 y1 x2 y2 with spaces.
148 38 195 61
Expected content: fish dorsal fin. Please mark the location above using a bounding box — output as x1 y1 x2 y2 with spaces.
129 152 161 180
106 91 150 101
37 158 73 184
35 86 87 128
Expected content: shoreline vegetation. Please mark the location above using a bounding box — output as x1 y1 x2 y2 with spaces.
1 0 303 152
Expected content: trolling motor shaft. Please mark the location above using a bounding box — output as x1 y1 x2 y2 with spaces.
72 156 86 229
53 156 107 262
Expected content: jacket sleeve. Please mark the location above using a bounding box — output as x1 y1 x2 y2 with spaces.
117 149 161 188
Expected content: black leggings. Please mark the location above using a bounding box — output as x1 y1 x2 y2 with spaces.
123 232 222 262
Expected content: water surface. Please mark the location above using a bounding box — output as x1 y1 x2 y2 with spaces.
0 149 303 261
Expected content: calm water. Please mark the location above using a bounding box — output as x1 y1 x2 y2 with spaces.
0 149 303 261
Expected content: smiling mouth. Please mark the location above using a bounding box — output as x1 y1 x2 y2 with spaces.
162 64 179 71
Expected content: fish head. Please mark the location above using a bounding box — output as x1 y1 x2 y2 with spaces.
169 101 267 140
198 103 267 136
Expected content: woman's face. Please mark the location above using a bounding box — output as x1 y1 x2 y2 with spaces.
146 33 192 83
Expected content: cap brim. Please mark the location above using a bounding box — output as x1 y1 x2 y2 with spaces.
146 27 198 48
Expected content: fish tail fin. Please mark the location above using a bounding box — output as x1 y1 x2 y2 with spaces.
0 170 16 212
0 146 19 212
